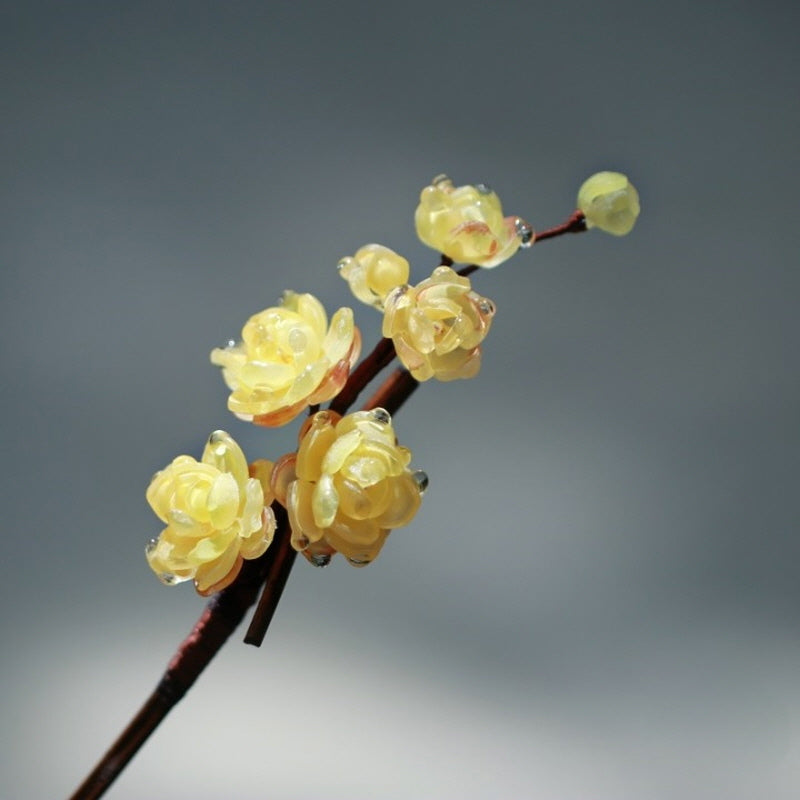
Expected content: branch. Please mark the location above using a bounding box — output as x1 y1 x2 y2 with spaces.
68 522 289 800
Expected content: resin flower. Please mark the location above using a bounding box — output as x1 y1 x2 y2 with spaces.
338 244 410 309
211 291 361 426
271 409 427 567
146 431 276 595
382 265 495 381
414 175 533 267
577 171 640 236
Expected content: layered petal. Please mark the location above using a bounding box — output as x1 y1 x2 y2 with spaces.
211 292 361 426
414 175 533 267
145 431 276 595
277 410 427 567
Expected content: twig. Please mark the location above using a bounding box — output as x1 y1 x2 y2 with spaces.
68 529 286 800
244 505 296 646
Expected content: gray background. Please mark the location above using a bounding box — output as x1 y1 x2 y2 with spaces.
2 1 798 797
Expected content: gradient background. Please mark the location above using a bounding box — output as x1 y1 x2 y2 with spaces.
2 2 798 798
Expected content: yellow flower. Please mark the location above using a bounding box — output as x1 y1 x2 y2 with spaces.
210 291 361 426
577 171 640 236
414 175 533 267
338 244 410 309
271 410 427 567
382 265 495 381
146 431 276 595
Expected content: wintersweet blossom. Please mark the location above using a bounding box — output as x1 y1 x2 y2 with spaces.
338 244 410 309
210 291 361 426
270 409 427 567
146 431 276 595
382 265 495 381
577 171 640 236
414 175 533 267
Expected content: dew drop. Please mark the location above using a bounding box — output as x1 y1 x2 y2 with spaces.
145 538 158 556
475 182 492 195
159 571 179 585
412 470 429 494
432 173 451 188
478 298 495 316
310 553 331 568
515 217 534 247
371 408 391 425
346 556 371 567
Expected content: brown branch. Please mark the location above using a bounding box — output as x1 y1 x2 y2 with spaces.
68 521 288 800
328 336 397 415
363 367 419 415
455 209 587 278
244 505 296 646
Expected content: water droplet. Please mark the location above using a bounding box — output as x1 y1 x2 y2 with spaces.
310 553 331 568
346 556 371 567
288 328 307 352
475 182 492 195
371 408 391 425
478 298 495 316
432 173 451 188
515 217 534 247
145 538 158 556
412 470 429 494
159 571 178 585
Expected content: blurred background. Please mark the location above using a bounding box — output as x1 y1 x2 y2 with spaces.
2 1 798 797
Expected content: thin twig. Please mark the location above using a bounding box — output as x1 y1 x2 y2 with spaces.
244 505 296 646
456 209 587 278
328 337 396 415
68 533 284 800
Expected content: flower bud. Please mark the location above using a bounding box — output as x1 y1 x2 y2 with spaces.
577 171 640 236
338 244 410 309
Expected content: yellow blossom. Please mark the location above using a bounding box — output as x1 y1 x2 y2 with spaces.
414 175 533 267
271 410 427 567
382 265 495 381
146 431 276 595
211 291 361 426
577 171 640 236
338 244 410 309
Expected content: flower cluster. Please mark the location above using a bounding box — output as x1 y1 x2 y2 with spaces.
271 409 427 567
146 431 276 595
146 170 639 593
210 291 361 426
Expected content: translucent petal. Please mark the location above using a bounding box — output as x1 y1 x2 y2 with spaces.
206 472 240 530
195 550 242 595
202 431 249 490
312 472 339 529
374 473 422 528
320 429 361 474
